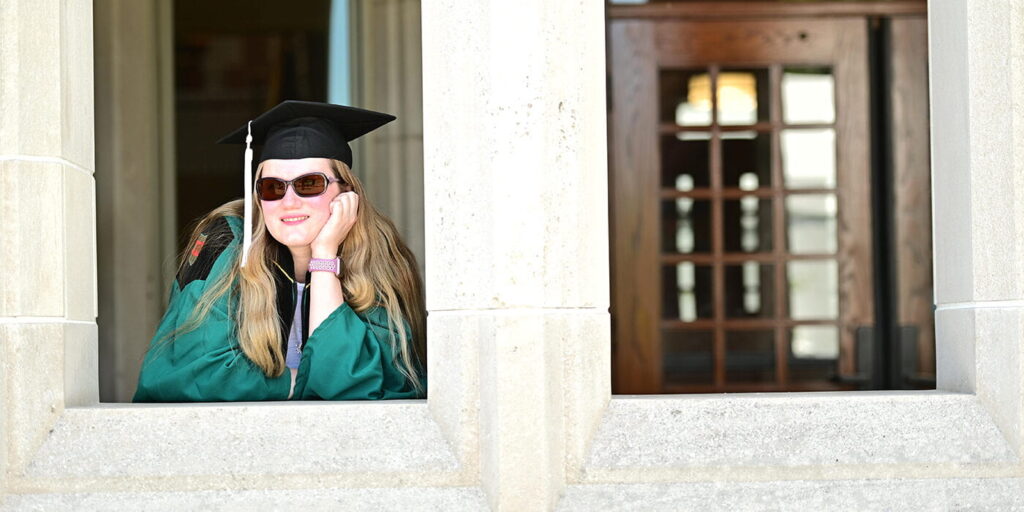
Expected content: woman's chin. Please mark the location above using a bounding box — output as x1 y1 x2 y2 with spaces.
285 238 315 250
269 231 314 250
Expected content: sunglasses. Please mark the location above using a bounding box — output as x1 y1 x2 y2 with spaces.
255 172 344 201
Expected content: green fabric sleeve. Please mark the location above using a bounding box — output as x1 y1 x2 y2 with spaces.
292 303 422 400
132 245 292 403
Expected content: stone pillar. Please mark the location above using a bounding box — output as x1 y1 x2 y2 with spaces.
0 0 97 490
422 1 609 509
930 0 1024 453
94 0 173 402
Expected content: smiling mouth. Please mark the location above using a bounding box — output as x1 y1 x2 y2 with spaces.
281 215 309 224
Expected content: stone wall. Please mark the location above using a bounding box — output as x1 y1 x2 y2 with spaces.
2 0 1024 510
1 0 98 500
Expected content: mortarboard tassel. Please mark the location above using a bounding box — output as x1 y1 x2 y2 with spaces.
241 121 253 267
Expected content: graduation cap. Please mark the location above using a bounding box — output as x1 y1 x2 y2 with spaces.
217 100 396 266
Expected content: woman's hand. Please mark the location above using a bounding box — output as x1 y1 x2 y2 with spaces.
311 191 359 256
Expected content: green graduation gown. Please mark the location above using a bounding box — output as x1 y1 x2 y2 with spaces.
132 216 421 402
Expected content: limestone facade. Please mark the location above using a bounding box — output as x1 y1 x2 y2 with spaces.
2 0 1024 510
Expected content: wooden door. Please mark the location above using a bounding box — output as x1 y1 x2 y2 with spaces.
609 17 874 394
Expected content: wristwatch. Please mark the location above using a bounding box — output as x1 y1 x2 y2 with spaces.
309 257 342 276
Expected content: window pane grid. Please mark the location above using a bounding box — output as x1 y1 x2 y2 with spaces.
769 63 790 388
658 63 843 392
709 64 727 388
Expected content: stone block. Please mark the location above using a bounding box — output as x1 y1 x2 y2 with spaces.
926 1 971 306
425 312 482 470
63 322 98 407
974 307 1024 453
962 3 1022 302
934 307 976 394
478 312 559 511
58 0 95 170
0 487 489 511
560 312 610 479
557 478 1024 511
931 0 1024 304
424 131 610 312
0 1 93 169
423 1 609 312
0 161 65 317
967 132 1023 302
0 326 6 490
25 402 459 485
583 393 1014 478
449 309 607 510
63 168 96 322
0 1 62 159
1 322 65 473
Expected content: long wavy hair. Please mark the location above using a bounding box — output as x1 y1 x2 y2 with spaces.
171 159 426 395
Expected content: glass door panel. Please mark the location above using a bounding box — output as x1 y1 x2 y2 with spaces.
781 129 837 189
661 133 711 189
724 262 774 319
610 17 873 394
717 68 770 126
662 263 714 322
726 330 776 384
782 67 836 125
722 132 772 188
663 330 714 386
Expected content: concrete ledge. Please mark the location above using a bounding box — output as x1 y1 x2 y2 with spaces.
557 478 1024 511
582 392 1016 481
0 486 488 511
14 401 465 491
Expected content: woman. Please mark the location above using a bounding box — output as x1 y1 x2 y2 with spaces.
133 101 425 402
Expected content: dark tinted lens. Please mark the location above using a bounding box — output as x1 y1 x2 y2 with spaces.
294 174 328 196
256 178 287 201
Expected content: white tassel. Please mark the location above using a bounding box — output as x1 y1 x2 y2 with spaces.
241 121 254 267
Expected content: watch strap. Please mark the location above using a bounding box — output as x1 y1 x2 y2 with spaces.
308 257 341 276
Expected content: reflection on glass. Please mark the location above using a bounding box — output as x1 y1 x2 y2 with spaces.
682 74 713 125
676 198 694 253
717 69 769 126
781 129 836 189
660 69 711 125
677 132 712 141
662 264 713 321
740 197 760 252
723 132 771 188
739 172 759 191
743 261 762 314
785 194 837 254
679 262 696 321
662 199 711 253
663 330 713 385
676 174 694 192
725 263 774 318
661 134 710 189
726 330 775 383
724 199 772 253
787 260 838 320
783 67 835 124
791 325 839 359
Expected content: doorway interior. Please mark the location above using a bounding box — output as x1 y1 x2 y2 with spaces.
607 1 934 394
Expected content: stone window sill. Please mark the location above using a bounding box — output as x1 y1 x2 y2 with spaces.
581 391 1017 482
21 401 465 490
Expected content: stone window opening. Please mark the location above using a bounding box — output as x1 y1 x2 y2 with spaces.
4 0 1024 509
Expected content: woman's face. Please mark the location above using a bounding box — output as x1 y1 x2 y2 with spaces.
259 158 341 249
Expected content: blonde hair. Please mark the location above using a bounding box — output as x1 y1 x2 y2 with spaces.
171 160 426 395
